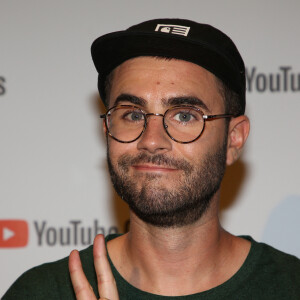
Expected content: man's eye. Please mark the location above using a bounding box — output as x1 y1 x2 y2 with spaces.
124 111 144 121
174 112 195 122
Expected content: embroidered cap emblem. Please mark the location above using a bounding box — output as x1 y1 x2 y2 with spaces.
155 24 190 36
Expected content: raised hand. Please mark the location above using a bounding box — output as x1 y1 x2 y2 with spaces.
69 234 119 300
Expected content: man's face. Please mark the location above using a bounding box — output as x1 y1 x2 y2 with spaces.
106 57 229 227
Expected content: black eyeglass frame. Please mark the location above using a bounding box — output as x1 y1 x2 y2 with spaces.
100 105 234 144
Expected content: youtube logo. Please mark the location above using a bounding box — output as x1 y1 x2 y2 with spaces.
0 220 29 248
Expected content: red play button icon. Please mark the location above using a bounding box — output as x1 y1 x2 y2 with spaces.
0 220 29 247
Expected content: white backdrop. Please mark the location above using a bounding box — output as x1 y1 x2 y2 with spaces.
1 0 300 296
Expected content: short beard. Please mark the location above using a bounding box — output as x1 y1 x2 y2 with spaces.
107 140 227 228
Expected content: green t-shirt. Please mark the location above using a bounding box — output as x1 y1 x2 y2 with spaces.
2 235 300 299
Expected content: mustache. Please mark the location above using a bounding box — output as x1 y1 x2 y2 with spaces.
117 153 193 173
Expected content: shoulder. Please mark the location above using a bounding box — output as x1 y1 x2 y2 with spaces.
2 245 94 300
241 236 300 298
253 238 300 271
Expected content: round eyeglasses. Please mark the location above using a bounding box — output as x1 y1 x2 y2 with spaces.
100 105 233 144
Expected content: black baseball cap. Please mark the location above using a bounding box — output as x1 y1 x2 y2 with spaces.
91 18 245 113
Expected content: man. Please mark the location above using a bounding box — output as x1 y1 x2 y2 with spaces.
3 18 300 299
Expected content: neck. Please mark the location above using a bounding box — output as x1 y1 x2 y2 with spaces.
107 195 250 296
127 201 223 259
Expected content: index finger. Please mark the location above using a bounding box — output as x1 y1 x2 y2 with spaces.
69 249 97 300
93 234 119 300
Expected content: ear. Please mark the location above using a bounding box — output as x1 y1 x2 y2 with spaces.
226 115 250 166
102 118 107 135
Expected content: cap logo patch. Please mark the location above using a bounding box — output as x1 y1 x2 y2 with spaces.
155 24 190 36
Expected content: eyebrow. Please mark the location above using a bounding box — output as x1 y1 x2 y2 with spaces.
164 96 211 113
113 94 147 107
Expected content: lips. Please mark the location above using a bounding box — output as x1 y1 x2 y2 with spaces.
117 153 193 175
132 164 178 172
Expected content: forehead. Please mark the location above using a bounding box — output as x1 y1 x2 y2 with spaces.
108 57 224 111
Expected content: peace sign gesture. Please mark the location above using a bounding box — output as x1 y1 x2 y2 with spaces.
69 234 119 300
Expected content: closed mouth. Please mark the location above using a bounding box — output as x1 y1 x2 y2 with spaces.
132 164 178 172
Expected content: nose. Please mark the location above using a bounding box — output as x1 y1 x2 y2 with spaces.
137 115 172 154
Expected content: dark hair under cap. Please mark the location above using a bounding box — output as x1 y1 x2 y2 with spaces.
91 18 246 114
